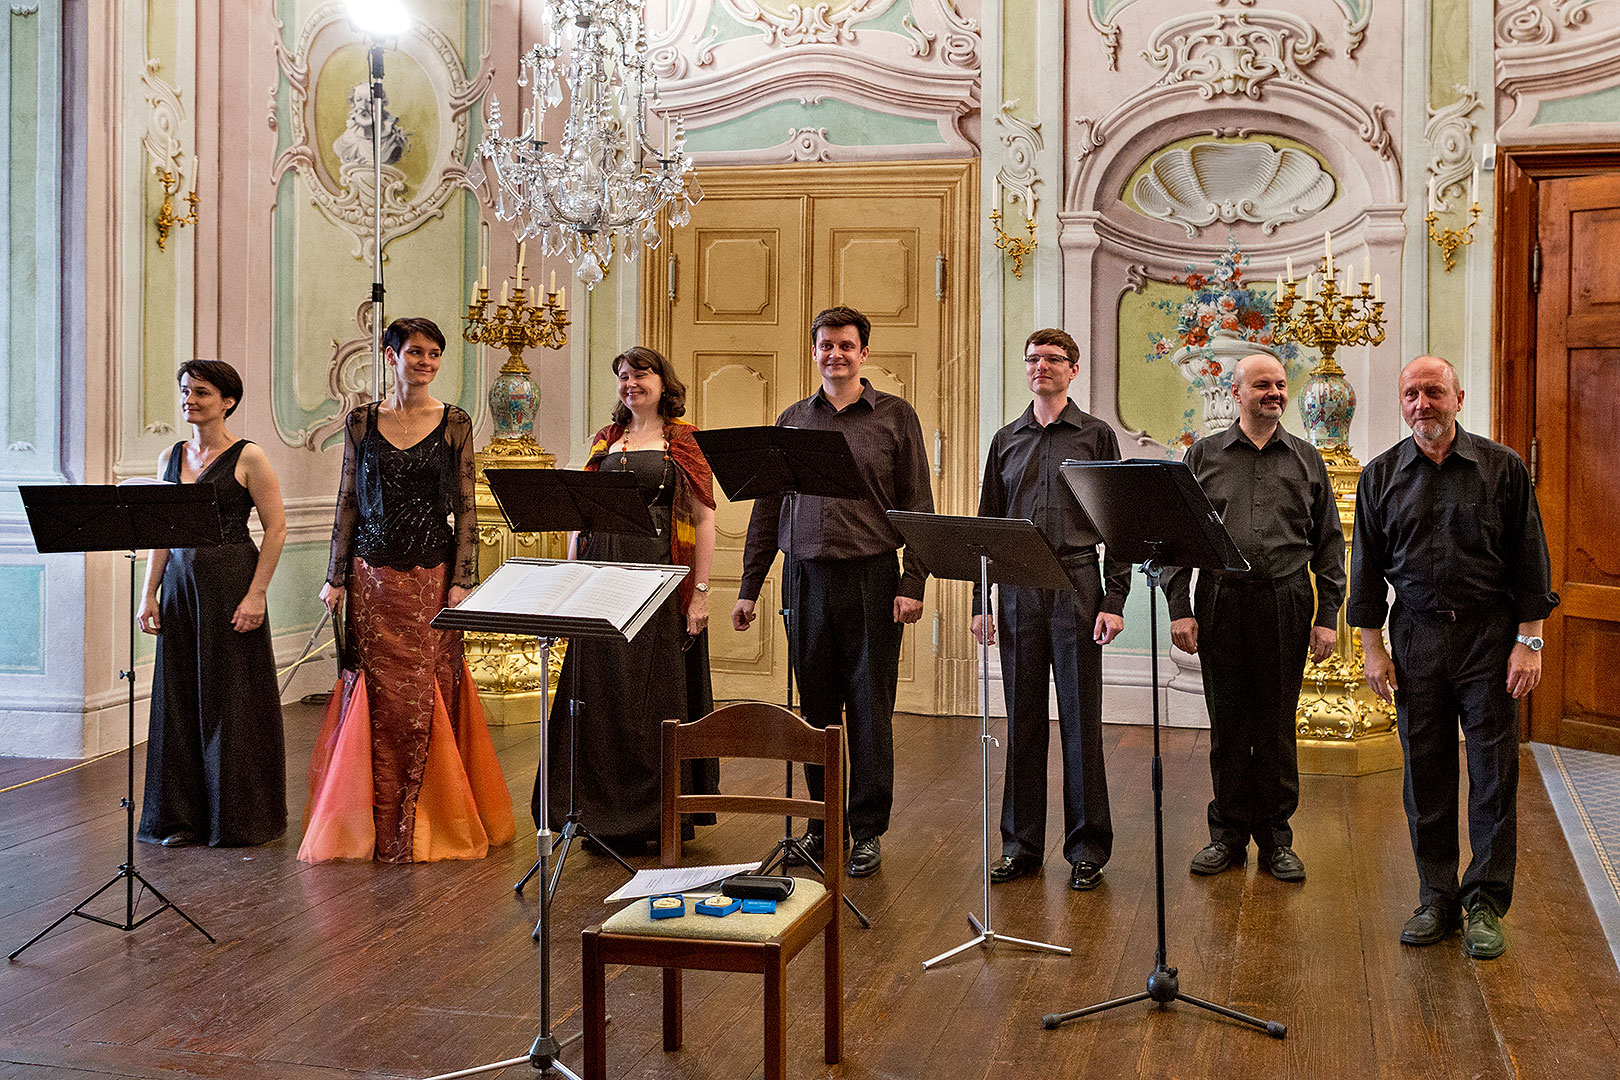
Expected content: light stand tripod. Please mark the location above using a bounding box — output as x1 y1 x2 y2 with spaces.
887 512 1074 969
694 426 874 930
1040 461 1285 1039
10 484 223 960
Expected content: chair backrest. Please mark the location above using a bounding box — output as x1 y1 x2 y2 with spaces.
660 703 843 891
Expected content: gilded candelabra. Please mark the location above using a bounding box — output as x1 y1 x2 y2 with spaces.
1272 244 1400 774
989 209 1037 279
154 168 199 252
460 253 572 722
1425 201 1480 273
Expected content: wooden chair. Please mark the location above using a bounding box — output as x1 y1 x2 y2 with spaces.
580 703 843 1080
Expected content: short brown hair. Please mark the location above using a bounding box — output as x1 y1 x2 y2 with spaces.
383 316 446 356
611 346 688 425
177 359 244 418
1024 328 1079 367
810 306 871 349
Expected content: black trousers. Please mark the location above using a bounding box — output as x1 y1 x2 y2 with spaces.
1389 602 1520 916
996 566 1112 867
792 552 904 841
1194 569 1313 851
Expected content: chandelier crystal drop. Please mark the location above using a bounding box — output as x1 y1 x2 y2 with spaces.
477 0 702 289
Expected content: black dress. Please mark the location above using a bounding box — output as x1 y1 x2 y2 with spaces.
536 450 718 847
138 440 287 847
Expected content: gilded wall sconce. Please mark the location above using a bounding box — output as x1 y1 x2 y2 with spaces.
154 157 200 252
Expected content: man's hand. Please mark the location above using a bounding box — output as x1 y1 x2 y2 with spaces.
971 613 994 647
732 598 756 631
1170 617 1198 654
1094 612 1124 646
1506 642 1542 699
1362 631 1398 703
893 596 923 624
1309 626 1337 664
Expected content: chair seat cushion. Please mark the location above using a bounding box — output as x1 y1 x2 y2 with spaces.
601 878 827 942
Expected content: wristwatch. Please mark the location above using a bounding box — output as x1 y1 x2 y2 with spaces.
1515 634 1544 651
693 582 709 593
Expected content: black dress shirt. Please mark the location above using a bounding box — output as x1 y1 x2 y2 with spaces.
1164 421 1346 627
1347 425 1558 628
971 401 1132 615
739 379 934 602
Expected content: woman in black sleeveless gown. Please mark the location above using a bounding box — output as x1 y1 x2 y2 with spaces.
137 360 288 847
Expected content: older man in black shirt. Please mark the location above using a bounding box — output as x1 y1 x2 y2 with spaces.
1349 356 1557 959
1165 353 1344 883
971 328 1130 890
733 306 934 878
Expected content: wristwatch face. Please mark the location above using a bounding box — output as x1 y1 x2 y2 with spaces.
694 582 709 593
1518 635 1544 651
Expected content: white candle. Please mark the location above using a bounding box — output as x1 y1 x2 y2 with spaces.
1285 256 1293 282
1305 275 1313 302
1276 273 1284 297
516 241 526 283
558 285 565 309
189 155 199 187
1362 255 1370 286
663 113 671 154
500 280 509 304
1324 230 1333 276
550 269 557 293
1471 164 1480 204
478 221 489 289
1374 273 1382 301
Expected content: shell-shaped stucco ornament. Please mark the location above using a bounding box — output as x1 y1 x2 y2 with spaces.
1133 142 1336 237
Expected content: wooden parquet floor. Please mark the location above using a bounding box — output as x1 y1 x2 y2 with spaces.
2 704 1619 1080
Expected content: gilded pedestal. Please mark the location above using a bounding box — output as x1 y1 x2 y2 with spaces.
1277 259 1402 775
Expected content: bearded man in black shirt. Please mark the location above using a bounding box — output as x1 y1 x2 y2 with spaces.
1349 356 1558 960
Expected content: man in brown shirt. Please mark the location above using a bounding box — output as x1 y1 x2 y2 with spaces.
732 306 934 877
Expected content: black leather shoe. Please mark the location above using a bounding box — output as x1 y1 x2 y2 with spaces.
1189 841 1243 875
1462 905 1506 959
160 832 200 848
782 829 824 867
1069 861 1103 891
989 853 1041 883
847 836 882 878
1263 846 1306 882
1400 903 1458 946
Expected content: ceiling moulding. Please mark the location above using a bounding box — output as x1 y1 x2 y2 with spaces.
647 0 980 161
1067 9 1398 212
1132 141 1336 237
1084 0 1372 71
1495 3 1620 139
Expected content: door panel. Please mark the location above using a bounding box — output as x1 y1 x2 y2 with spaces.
646 162 978 715
1532 172 1620 751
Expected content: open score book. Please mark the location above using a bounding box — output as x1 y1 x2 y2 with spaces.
448 558 688 642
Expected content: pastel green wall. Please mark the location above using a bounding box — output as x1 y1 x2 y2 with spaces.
0 565 46 674
1535 83 1620 125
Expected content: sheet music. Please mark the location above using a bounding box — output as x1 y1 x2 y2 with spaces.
460 561 597 615
117 477 175 486
458 559 681 635
554 565 674 621
603 862 764 904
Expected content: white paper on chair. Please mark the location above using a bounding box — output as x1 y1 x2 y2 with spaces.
604 862 763 904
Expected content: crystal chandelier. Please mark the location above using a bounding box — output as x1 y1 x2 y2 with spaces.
477 0 702 289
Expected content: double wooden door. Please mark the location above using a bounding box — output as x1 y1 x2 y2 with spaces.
642 161 979 716
1530 170 1620 752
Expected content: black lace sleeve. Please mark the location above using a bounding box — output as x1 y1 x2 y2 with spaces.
445 405 480 588
325 406 369 588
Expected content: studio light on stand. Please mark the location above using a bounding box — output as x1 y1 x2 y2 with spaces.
345 0 411 401
476 0 702 289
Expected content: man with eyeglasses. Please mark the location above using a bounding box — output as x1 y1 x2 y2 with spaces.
970 328 1130 891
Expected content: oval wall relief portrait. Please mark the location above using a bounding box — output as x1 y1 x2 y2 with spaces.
273 2 486 265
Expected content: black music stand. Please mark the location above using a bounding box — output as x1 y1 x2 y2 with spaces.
9 483 223 960
888 511 1075 969
428 561 685 1080
695 425 871 930
1039 460 1284 1038
484 468 653 908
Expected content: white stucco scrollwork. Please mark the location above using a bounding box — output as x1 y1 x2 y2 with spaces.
1423 87 1480 212
141 59 186 178
788 127 836 161
1089 0 1371 67
1143 11 1325 100
1495 0 1620 141
1132 141 1336 236
994 100 1042 217
269 3 492 265
651 0 980 162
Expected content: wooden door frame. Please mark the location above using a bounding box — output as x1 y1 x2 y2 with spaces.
1493 143 1620 741
639 160 982 716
